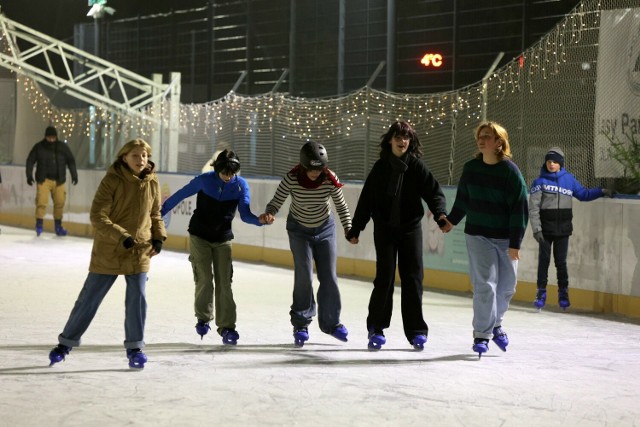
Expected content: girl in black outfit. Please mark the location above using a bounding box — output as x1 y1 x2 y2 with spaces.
346 121 448 351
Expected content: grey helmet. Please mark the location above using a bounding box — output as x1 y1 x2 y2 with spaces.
300 141 328 170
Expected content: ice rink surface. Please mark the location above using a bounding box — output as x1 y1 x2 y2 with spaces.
1 225 639 427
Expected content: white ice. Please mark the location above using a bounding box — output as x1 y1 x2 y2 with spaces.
1 225 639 427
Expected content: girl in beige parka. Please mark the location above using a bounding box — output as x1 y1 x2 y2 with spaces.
48 138 167 369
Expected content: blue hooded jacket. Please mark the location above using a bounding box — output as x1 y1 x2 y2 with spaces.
529 166 603 236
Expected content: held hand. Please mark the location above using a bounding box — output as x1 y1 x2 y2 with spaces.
259 213 275 225
72 179 78 185
27 177 34 186
344 228 359 244
508 248 520 261
345 228 359 244
533 231 545 244
437 215 453 233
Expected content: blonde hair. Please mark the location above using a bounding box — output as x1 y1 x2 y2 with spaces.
116 138 152 162
474 121 512 161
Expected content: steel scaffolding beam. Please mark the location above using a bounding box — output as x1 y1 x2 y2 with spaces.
0 12 178 124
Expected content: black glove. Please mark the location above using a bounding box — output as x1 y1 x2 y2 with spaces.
27 177 34 186
602 188 615 198
123 236 135 249
72 179 78 185
152 239 163 254
533 231 545 245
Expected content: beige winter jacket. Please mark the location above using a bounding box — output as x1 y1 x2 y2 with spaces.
88 161 166 275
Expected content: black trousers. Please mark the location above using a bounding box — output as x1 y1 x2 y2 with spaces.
367 224 429 340
537 235 570 289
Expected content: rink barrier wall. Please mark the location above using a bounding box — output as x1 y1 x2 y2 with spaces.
1 165 639 318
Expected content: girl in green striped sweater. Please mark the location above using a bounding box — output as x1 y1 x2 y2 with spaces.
445 122 528 358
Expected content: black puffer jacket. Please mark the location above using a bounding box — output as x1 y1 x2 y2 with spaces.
26 139 78 185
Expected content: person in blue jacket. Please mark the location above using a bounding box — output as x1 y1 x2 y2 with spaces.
529 147 611 310
161 150 265 345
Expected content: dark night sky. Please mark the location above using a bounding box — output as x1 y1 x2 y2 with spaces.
0 1 207 42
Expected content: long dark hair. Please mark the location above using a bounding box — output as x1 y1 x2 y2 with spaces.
379 120 423 159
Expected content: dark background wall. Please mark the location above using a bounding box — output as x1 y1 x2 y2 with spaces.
1 0 580 103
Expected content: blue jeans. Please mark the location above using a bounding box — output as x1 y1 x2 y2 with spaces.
465 235 518 340
286 214 341 333
536 235 569 289
58 272 148 350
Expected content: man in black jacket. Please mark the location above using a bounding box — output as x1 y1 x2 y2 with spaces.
26 126 78 236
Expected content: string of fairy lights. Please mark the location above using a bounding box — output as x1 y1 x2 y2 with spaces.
5 0 599 169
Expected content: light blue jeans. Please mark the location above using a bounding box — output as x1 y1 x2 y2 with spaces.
58 272 148 350
286 214 341 333
465 235 518 339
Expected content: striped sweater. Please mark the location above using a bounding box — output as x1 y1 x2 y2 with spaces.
448 157 529 249
266 170 352 229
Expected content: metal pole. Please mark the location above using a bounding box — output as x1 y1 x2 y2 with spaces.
481 52 504 122
386 0 395 91
288 0 296 94
231 71 248 93
337 0 345 94
367 61 386 87
207 0 214 100
271 69 289 93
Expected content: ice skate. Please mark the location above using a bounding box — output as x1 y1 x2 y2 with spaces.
195 320 211 340
54 220 67 236
410 334 427 351
293 327 309 347
127 348 147 369
558 288 571 310
367 328 386 351
472 338 489 359
221 328 239 345
329 324 348 342
534 288 546 312
48 344 71 366
35 219 43 237
492 326 508 352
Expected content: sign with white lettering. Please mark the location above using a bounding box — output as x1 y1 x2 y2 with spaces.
594 8 640 177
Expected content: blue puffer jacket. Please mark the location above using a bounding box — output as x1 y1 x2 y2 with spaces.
529 166 603 236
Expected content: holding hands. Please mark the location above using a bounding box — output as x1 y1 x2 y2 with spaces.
437 214 453 233
259 213 275 225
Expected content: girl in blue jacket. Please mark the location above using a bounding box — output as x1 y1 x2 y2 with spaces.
161 150 265 345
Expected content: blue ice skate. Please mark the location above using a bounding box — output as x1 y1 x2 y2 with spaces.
48 344 71 366
410 334 427 351
54 220 68 236
472 338 489 359
492 326 508 352
293 327 309 347
221 328 240 345
195 320 211 340
558 288 571 310
367 328 386 351
534 289 547 311
329 324 349 342
127 348 147 369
